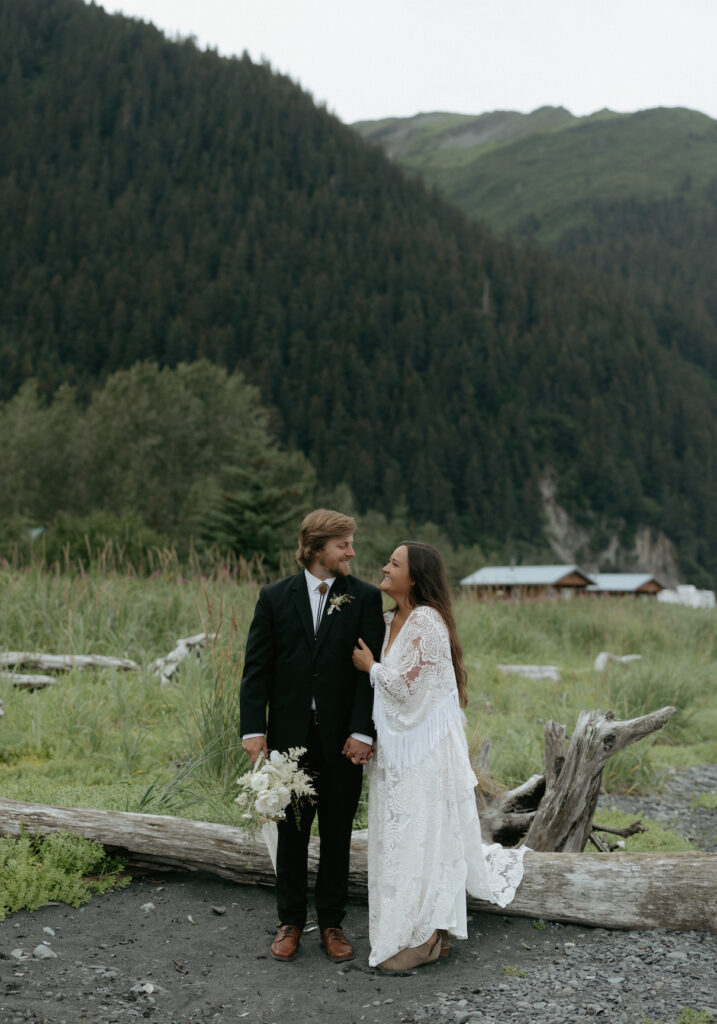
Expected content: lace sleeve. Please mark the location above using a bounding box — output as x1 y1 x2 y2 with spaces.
370 606 449 703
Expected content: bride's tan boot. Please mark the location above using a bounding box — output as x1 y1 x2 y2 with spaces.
377 930 441 971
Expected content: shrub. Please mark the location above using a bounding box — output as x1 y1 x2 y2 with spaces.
0 831 129 919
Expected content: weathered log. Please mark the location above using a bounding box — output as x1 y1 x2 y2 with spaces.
594 652 642 672
491 850 716 931
593 820 647 839
0 635 217 690
477 707 675 852
0 672 57 689
497 664 561 682
150 632 218 686
587 818 647 853
588 831 611 852
543 720 567 788
523 706 676 852
478 773 544 845
0 652 140 672
0 797 713 931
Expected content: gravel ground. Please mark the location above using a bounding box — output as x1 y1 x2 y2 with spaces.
597 763 717 852
1 765 714 1024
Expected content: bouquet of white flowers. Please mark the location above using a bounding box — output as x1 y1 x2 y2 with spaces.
236 748 316 872
236 748 315 825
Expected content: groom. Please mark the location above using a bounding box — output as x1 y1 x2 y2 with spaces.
240 509 384 963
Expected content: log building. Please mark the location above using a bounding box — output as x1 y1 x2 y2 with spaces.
459 564 593 600
586 573 665 598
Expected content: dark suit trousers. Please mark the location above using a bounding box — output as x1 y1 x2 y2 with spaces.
275 722 364 931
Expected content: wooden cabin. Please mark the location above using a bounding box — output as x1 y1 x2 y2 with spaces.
459 564 593 600
586 573 665 598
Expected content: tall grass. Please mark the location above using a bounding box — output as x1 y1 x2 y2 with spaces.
0 563 257 822
456 596 716 792
137 593 251 822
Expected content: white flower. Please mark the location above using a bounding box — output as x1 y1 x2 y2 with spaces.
255 791 283 817
327 593 355 615
270 750 285 767
275 786 291 807
249 772 269 792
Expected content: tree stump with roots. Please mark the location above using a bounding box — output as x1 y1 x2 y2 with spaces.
476 705 677 853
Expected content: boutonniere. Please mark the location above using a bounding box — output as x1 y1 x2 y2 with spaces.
327 593 355 615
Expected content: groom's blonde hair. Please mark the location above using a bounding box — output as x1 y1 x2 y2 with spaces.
296 509 356 569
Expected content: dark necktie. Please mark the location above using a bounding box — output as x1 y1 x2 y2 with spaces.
315 582 328 635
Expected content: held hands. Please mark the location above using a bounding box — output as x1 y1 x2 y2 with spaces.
342 736 374 765
243 733 373 767
347 638 376 764
242 735 269 765
352 637 375 673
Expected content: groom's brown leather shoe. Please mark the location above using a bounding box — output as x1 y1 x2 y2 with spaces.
270 924 302 961
321 927 355 962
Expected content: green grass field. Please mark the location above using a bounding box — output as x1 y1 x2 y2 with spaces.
1 566 714 851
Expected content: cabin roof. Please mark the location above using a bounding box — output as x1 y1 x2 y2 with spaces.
587 573 665 593
460 564 592 587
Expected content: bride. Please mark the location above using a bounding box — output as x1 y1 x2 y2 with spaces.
352 541 528 971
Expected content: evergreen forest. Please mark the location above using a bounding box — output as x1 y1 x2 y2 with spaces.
1 0 716 584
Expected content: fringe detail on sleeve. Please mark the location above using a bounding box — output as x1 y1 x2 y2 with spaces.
373 687 463 772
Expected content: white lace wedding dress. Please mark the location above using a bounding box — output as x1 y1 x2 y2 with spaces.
367 605 528 967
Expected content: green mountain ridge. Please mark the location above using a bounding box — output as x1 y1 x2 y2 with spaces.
354 106 582 164
353 105 717 241
1 0 716 583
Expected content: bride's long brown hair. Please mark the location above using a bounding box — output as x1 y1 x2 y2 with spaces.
401 541 468 708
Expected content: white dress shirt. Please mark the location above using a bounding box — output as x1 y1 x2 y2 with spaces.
304 568 335 634
243 569 373 747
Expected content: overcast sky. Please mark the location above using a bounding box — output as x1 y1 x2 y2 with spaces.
102 0 717 125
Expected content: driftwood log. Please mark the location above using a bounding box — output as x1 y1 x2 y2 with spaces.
477 706 677 852
0 635 216 690
0 653 140 689
588 818 648 852
497 664 561 682
150 632 218 686
594 652 642 672
0 797 714 931
0 652 140 672
0 672 57 689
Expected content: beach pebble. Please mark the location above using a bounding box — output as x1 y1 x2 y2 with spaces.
33 945 57 959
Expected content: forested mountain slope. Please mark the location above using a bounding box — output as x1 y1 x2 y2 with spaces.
555 188 717 381
354 108 717 386
1 0 716 582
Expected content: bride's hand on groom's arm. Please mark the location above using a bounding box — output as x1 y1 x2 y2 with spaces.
352 637 375 673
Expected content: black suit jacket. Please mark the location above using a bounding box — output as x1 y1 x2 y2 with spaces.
239 572 385 762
